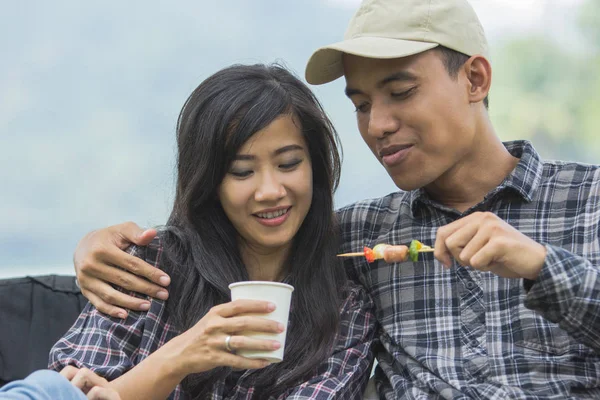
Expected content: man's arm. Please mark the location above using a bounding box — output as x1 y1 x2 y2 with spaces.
74 222 169 318
434 211 600 351
523 245 600 352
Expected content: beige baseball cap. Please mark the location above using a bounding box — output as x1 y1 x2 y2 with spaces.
305 0 489 85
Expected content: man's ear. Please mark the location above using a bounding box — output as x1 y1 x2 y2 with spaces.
463 55 491 105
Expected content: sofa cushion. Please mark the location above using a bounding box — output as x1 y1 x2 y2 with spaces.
0 275 87 386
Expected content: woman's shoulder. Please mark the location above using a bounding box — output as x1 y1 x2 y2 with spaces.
339 280 375 316
126 229 168 271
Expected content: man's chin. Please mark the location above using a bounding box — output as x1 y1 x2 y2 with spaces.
391 176 422 192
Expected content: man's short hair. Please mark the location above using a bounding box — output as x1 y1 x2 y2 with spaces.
436 46 489 109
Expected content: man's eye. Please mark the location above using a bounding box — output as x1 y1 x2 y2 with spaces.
280 159 302 170
354 102 370 113
391 87 416 100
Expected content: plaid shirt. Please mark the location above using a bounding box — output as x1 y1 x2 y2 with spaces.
338 141 600 399
49 238 376 400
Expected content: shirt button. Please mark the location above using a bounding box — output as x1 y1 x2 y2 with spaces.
466 282 476 289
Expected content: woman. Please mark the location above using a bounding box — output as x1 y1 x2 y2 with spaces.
49 64 375 399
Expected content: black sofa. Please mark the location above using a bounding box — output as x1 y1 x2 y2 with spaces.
0 275 86 387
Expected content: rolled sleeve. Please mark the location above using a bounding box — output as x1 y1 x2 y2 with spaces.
524 244 600 351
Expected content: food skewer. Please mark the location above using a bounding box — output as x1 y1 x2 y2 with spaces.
337 240 434 263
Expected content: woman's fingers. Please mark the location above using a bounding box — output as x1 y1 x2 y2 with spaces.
213 352 271 370
87 386 122 400
220 334 281 353
219 315 284 335
212 299 275 318
59 365 80 380
69 368 108 394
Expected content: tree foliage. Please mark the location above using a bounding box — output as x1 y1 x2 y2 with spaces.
489 0 599 164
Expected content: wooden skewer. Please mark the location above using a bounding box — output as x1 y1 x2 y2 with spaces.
337 247 435 257
336 252 364 257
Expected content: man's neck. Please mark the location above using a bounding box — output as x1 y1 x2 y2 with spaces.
425 124 520 213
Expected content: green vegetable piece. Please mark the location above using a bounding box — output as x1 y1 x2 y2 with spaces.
408 240 419 262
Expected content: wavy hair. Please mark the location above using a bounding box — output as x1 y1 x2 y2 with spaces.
160 63 345 398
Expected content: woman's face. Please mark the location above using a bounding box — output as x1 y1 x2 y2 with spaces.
218 114 313 253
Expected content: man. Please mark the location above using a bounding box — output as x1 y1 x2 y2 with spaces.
71 0 600 398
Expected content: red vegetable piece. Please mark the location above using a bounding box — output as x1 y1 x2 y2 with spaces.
364 246 375 263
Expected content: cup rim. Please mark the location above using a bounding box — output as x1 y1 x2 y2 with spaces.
228 281 294 292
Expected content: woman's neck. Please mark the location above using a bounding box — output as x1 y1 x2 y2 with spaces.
239 242 290 281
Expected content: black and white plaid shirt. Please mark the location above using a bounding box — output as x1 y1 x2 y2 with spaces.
49 237 376 399
338 141 600 399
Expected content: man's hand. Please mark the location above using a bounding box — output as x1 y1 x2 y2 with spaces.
434 212 547 280
60 366 122 400
74 222 170 319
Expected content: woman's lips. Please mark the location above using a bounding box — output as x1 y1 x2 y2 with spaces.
254 207 291 227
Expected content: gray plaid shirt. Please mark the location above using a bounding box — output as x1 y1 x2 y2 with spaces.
337 141 600 399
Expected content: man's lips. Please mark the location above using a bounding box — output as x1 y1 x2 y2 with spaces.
379 144 413 167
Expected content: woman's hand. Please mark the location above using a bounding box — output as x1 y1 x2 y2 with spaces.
168 299 284 375
60 366 122 400
74 222 170 319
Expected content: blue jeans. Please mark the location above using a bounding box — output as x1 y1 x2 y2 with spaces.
0 370 86 400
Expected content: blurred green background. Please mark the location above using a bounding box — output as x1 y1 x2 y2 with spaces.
490 0 600 163
1 0 598 277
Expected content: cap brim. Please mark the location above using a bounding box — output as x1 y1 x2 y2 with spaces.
305 37 439 85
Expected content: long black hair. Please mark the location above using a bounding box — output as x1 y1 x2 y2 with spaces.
161 63 345 398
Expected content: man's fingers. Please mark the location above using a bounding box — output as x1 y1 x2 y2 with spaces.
93 280 154 313
458 229 490 266
87 386 122 400
84 289 129 319
102 246 170 289
112 222 155 249
435 212 486 267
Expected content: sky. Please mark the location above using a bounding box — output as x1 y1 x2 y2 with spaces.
0 0 586 278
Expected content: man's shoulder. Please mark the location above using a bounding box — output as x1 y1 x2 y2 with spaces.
334 191 411 243
541 159 600 186
335 191 407 220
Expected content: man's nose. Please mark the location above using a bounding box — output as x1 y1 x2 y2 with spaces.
367 102 400 139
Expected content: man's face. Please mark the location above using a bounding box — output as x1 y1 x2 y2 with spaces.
342 50 478 191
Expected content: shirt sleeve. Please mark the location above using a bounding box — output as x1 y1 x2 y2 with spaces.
524 244 600 352
281 283 376 400
48 240 180 380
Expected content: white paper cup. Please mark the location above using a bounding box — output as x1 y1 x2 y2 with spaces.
228 281 294 363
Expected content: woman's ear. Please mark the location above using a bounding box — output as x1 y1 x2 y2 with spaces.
463 55 491 105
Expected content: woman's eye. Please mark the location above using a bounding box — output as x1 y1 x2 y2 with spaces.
280 159 302 170
229 170 253 178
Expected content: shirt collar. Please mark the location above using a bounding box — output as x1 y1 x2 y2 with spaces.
408 140 544 216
